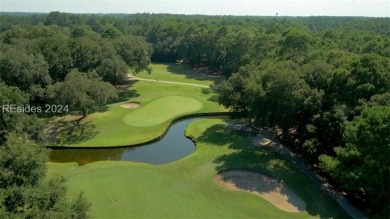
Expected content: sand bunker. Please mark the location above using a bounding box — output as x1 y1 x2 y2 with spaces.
214 169 306 212
121 102 140 109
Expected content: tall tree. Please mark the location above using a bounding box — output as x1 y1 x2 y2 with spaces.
0 133 90 218
279 28 311 62
101 25 122 39
320 106 390 217
0 83 42 145
46 71 117 118
218 64 263 125
0 48 51 96
96 56 128 85
70 37 103 73
38 36 73 82
115 36 153 73
260 61 310 137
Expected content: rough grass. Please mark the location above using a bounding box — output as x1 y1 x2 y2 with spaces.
136 62 222 86
46 63 225 147
47 119 350 218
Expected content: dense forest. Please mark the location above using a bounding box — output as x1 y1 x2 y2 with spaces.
0 12 389 218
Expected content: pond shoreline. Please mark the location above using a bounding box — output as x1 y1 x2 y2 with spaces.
46 111 241 149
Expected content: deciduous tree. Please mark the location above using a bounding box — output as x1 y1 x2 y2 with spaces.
46 71 117 118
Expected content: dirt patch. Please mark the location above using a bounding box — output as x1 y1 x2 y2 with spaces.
214 169 306 212
121 102 140 109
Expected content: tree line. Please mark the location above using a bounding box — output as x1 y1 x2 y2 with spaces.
0 14 152 218
0 12 389 217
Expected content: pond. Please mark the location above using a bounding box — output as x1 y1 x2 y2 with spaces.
49 118 203 165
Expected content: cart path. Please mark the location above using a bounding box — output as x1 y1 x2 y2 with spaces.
129 76 210 88
229 122 367 219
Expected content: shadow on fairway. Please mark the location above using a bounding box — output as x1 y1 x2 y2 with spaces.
201 87 219 103
116 80 140 102
46 119 98 145
117 89 140 102
196 123 347 218
166 62 223 85
207 95 219 103
197 124 290 174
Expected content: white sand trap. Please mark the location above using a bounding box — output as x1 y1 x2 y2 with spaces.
121 102 140 109
214 169 307 212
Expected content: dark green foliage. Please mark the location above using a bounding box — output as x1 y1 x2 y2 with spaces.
70 37 103 73
279 28 311 62
3 25 28 44
218 65 260 113
96 56 128 85
260 62 309 133
214 21 389 214
320 106 390 217
0 48 51 94
0 134 90 218
43 11 70 27
346 54 390 105
46 71 117 117
115 36 153 73
70 25 94 38
0 83 44 145
0 12 389 217
38 36 73 82
102 25 122 39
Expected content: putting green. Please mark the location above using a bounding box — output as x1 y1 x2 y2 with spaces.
47 119 349 218
123 96 202 127
46 63 225 147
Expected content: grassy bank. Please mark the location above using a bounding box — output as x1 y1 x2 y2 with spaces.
48 118 349 218
46 63 225 147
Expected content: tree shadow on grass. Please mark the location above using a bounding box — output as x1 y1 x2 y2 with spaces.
196 123 289 172
196 123 347 218
117 89 140 102
115 79 140 103
200 87 219 103
45 119 98 146
207 95 219 103
166 62 223 85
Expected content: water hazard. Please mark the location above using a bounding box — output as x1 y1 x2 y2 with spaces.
49 118 202 165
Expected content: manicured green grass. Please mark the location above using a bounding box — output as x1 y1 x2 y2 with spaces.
136 62 222 86
47 63 225 147
48 118 349 218
123 96 202 127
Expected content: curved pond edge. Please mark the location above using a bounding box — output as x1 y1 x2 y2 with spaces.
46 111 242 149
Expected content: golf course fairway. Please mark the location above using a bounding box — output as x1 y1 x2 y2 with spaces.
47 118 349 218
46 63 225 147
123 96 202 127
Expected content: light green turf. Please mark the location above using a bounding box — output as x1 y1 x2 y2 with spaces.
48 63 225 147
136 62 222 86
47 119 349 218
123 96 202 127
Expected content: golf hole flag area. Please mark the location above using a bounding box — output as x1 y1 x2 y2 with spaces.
47 64 349 218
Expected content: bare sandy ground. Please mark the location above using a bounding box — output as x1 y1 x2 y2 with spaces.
121 102 140 109
214 169 307 212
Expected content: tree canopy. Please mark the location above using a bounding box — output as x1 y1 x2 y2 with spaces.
0 133 90 218
46 71 117 117
0 12 389 217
